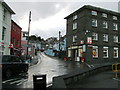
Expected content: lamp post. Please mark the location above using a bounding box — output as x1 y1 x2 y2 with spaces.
26 11 31 56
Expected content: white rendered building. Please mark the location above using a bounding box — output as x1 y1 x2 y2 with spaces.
0 1 15 55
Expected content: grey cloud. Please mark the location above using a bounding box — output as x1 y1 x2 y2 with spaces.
8 2 69 21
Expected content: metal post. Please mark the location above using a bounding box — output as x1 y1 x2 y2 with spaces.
59 31 61 51
26 11 31 56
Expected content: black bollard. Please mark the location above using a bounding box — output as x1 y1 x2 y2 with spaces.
33 74 46 90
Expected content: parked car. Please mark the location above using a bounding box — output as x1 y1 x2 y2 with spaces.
1 55 29 78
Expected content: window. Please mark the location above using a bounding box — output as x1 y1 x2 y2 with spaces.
2 27 6 41
13 24 16 31
91 11 97 16
18 28 20 34
73 35 77 42
113 16 117 20
103 34 108 42
73 22 77 30
113 23 118 30
113 36 118 43
3 8 6 21
114 47 118 58
102 13 107 18
73 15 77 20
92 46 98 58
92 19 97 27
103 47 108 58
92 33 98 40
103 21 108 29
78 48 83 57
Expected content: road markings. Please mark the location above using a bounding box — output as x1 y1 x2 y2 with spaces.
2 78 17 83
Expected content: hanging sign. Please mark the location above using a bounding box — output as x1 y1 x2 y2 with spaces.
87 37 92 44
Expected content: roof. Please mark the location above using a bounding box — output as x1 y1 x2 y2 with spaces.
11 20 22 29
2 1 15 14
64 5 120 19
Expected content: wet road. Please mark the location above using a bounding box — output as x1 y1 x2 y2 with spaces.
2 53 88 89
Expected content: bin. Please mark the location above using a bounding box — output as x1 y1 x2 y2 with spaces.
33 74 46 90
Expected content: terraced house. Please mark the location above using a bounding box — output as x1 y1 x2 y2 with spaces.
65 5 120 63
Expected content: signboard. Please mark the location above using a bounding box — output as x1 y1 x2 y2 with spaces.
8 44 13 48
80 40 84 44
87 37 92 44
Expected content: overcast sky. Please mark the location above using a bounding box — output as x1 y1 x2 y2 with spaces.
4 0 120 39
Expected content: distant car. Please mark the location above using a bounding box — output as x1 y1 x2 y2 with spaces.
1 55 29 78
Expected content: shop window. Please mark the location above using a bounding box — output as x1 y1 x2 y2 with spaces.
92 46 98 58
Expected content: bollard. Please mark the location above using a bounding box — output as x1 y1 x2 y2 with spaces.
33 74 46 90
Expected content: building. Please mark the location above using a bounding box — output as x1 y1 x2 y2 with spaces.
119 1 120 12
10 20 22 56
65 5 120 63
0 1 15 55
21 31 28 56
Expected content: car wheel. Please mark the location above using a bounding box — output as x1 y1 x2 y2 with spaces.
5 69 12 78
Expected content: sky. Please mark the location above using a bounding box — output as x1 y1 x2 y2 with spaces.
4 0 120 40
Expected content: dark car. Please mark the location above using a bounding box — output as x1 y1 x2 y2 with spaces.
20 55 32 66
1 55 29 78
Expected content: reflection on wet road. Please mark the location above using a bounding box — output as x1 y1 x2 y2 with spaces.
2 53 88 89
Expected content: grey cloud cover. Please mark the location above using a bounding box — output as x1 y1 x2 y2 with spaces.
4 0 120 39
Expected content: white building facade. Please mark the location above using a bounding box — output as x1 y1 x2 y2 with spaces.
0 1 15 55
118 1 120 13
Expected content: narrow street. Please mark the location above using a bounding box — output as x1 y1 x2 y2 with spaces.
2 52 88 89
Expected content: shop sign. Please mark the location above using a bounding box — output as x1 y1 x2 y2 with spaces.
80 40 84 44
87 37 92 44
71 46 78 49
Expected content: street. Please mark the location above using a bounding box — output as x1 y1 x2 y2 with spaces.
2 52 88 89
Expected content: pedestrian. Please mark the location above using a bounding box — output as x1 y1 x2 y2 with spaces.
64 56 67 61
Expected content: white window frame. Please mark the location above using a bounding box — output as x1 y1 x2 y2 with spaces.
103 21 108 29
113 16 117 20
92 33 98 40
102 13 107 18
92 19 97 27
91 11 97 16
103 47 108 58
92 46 98 58
103 34 108 42
73 15 77 20
113 47 118 58
73 35 77 42
113 23 118 30
113 36 118 43
73 22 77 30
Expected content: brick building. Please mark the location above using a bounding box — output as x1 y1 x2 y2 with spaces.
10 20 22 56
65 5 120 63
